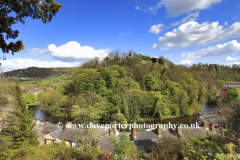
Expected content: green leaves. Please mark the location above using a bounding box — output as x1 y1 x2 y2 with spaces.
73 69 108 96
4 83 39 152
227 88 240 101
110 134 137 159
1 0 62 54
23 93 37 106
143 75 158 91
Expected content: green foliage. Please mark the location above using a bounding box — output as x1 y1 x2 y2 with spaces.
143 75 158 91
1 0 62 54
112 113 127 128
73 69 108 96
1 138 101 160
17 52 240 126
110 134 137 159
4 83 39 150
216 143 240 160
23 93 37 105
218 80 225 88
227 88 240 101
37 89 63 114
117 77 140 92
99 67 120 88
71 104 102 125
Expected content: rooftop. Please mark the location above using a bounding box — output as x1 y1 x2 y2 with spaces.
50 128 63 140
191 114 227 125
42 125 61 134
99 136 115 154
58 128 81 142
222 82 240 89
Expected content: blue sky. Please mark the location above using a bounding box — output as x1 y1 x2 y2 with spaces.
1 0 240 72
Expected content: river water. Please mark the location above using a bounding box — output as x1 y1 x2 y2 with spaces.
30 106 67 124
30 103 218 125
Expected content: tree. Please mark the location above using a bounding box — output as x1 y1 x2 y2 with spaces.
143 75 158 91
23 93 37 105
218 80 225 88
73 69 108 96
4 83 39 149
227 88 240 101
111 113 127 128
1 0 62 55
110 134 137 159
71 104 102 125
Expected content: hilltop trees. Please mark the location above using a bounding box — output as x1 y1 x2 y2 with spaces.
35 52 240 123
0 0 62 55
73 69 108 96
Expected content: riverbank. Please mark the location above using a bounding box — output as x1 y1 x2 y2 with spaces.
31 103 219 125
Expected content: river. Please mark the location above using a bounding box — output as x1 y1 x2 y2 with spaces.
30 106 67 124
30 103 218 125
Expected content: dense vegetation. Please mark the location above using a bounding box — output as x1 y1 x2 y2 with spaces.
3 67 77 78
36 52 240 123
1 53 240 159
1 83 240 159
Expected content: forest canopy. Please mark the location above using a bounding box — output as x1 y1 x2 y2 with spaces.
36 51 240 123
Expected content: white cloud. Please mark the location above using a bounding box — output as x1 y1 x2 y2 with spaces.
0 59 80 72
170 11 199 26
159 0 222 17
225 21 228 26
226 62 240 66
233 15 238 19
29 48 51 55
30 41 110 62
224 56 240 61
181 40 240 59
149 23 164 34
153 21 240 49
179 60 195 65
135 5 140 10
148 6 157 15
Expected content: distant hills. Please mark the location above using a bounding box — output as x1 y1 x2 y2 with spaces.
2 67 78 78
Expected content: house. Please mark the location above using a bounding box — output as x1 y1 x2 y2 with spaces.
34 121 80 147
98 137 115 154
35 122 62 145
221 82 240 98
191 111 227 128
129 124 217 153
58 127 80 147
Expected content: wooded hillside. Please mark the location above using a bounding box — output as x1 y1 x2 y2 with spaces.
37 52 240 123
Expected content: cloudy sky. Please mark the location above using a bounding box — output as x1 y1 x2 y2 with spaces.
1 0 240 71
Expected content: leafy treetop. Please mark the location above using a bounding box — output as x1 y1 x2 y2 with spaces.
0 0 62 54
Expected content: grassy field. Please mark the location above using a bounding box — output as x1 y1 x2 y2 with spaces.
19 76 68 89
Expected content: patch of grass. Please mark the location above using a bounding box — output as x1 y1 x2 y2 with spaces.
19 76 68 89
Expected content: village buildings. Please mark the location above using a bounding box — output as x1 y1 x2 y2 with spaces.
221 82 240 98
32 118 222 154
191 111 227 128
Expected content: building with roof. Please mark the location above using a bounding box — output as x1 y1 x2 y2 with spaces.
191 111 227 128
57 127 81 147
34 121 116 148
33 120 218 153
128 124 216 153
98 136 115 154
221 82 240 98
